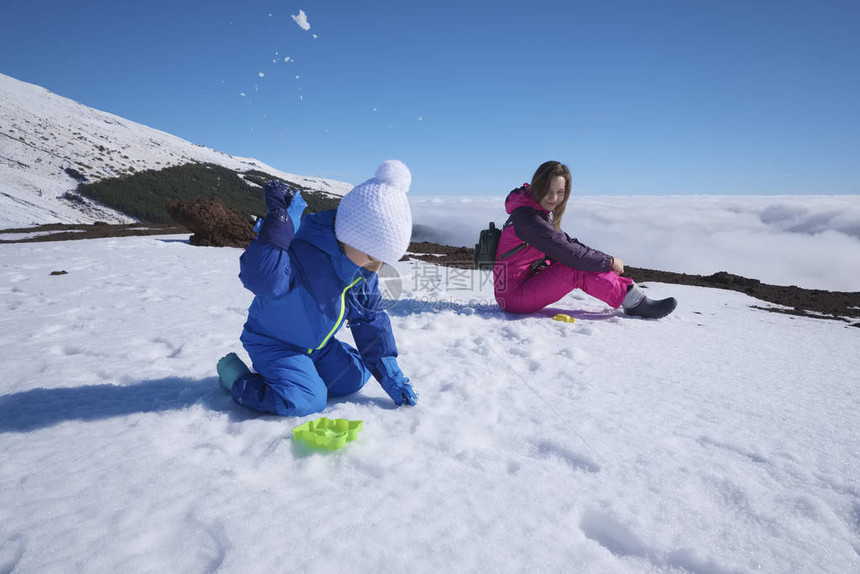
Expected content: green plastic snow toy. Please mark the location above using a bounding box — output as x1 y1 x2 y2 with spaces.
292 417 363 450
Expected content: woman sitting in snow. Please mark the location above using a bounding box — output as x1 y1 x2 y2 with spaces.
493 160 677 319
217 160 418 417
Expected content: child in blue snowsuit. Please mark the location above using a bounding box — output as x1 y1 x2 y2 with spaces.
217 160 418 416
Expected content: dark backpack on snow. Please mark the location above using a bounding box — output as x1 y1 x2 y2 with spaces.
474 221 527 270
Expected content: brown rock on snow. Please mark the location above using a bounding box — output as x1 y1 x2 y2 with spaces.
165 198 256 248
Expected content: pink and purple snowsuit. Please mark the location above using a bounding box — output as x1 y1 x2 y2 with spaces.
493 186 633 314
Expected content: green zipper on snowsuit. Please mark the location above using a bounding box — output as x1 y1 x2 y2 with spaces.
308 276 364 354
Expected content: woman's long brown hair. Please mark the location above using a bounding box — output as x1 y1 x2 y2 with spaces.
529 160 571 231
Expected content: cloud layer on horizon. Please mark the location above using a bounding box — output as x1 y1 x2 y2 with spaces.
409 195 860 292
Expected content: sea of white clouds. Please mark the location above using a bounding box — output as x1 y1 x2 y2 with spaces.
410 194 860 292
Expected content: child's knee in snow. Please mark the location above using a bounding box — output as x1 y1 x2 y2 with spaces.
289 391 328 417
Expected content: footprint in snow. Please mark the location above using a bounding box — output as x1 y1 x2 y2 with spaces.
579 508 648 558
532 439 601 473
697 436 769 464
580 509 742 573
0 533 26 574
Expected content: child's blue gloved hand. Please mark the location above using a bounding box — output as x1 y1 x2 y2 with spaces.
264 181 306 226
264 180 294 212
377 357 418 407
381 374 418 407
259 181 306 248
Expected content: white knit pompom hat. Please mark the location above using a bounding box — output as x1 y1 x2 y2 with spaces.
335 160 413 265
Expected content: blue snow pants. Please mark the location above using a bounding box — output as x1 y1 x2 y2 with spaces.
231 338 371 417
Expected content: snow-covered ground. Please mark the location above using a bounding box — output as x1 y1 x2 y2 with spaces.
1 234 858 573
0 73 353 228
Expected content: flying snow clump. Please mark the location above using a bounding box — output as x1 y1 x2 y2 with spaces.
292 10 311 31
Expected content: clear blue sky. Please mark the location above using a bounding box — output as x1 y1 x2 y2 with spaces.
2 0 858 195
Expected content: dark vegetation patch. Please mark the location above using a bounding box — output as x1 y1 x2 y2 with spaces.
77 163 264 223
0 222 187 243
60 191 86 204
406 242 475 269
63 167 88 182
76 162 339 224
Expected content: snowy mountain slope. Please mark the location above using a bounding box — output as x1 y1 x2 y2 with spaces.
0 73 353 228
1 234 858 573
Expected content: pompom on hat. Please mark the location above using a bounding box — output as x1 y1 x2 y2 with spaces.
335 160 413 266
